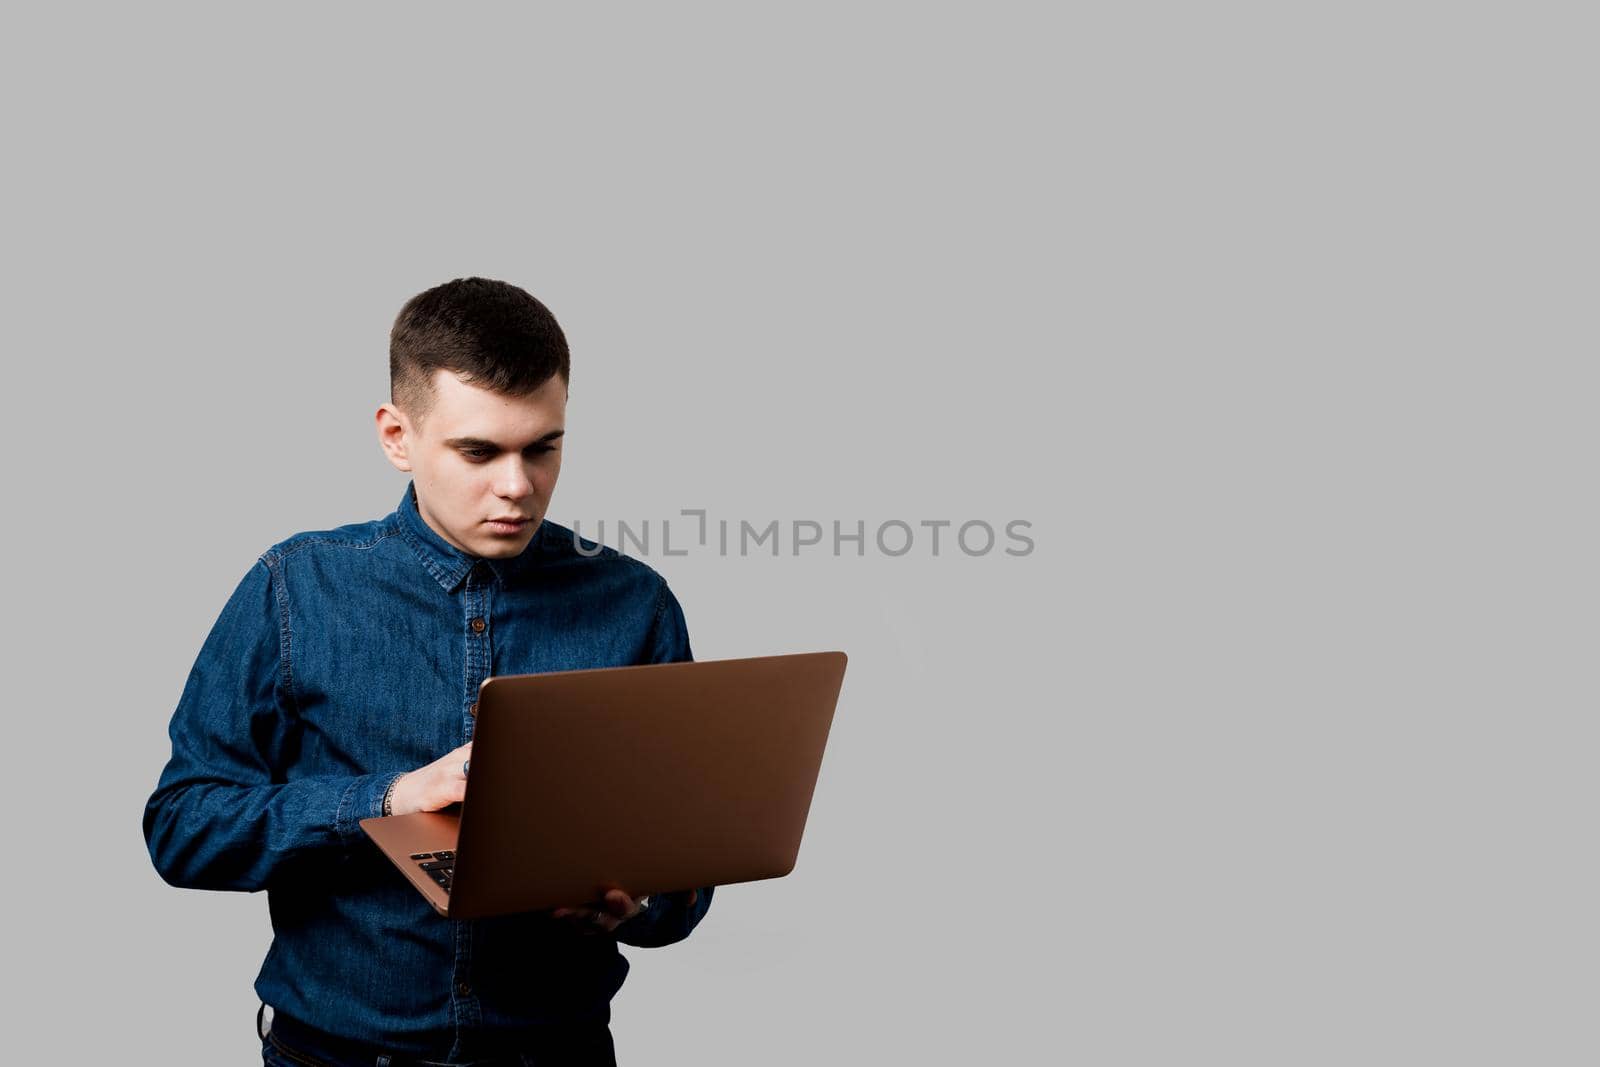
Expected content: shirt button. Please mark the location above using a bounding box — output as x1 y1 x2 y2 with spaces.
469 701 479 718
456 981 471 997
469 617 486 634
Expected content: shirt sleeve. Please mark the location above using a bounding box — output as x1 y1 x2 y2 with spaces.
643 572 693 665
615 575 715 947
141 557 403 892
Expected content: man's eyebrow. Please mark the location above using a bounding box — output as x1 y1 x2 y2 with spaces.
442 430 566 449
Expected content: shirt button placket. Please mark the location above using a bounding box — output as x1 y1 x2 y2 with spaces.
465 588 490 740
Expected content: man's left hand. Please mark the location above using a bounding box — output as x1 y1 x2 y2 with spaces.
553 889 647 935
553 888 701 934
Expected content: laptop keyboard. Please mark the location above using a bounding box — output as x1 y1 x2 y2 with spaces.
410 851 455 893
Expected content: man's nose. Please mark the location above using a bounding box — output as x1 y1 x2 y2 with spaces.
496 458 534 499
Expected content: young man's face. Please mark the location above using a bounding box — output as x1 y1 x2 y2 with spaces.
377 369 567 559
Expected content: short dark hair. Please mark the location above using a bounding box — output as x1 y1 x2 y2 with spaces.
389 277 570 426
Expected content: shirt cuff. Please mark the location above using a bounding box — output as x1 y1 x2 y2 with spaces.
335 772 405 847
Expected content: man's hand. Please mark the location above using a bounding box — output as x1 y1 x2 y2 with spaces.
552 888 700 935
387 741 473 817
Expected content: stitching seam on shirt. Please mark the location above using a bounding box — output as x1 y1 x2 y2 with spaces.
270 529 400 561
262 555 301 719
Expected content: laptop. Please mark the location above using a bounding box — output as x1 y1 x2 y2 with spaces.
360 650 848 919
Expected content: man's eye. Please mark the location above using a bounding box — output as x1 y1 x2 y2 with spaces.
461 446 556 461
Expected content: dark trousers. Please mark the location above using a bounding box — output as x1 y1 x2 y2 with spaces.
259 1007 618 1067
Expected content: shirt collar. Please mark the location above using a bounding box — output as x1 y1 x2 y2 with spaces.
394 481 545 592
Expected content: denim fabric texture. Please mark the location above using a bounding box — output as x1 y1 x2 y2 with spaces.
145 482 712 1061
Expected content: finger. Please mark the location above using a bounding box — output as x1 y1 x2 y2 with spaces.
602 890 634 918
687 889 698 907
555 907 598 922
564 909 610 934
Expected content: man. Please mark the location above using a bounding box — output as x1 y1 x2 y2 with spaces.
143 277 712 1066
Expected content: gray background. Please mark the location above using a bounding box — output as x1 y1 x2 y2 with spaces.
4 2 1592 1063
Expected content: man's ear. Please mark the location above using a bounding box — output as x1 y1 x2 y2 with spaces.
376 403 414 473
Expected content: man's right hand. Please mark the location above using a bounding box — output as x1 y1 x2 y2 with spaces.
387 741 473 817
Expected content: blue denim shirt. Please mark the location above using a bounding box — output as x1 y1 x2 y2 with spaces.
143 482 713 1058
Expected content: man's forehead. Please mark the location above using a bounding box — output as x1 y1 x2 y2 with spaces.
425 371 566 439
